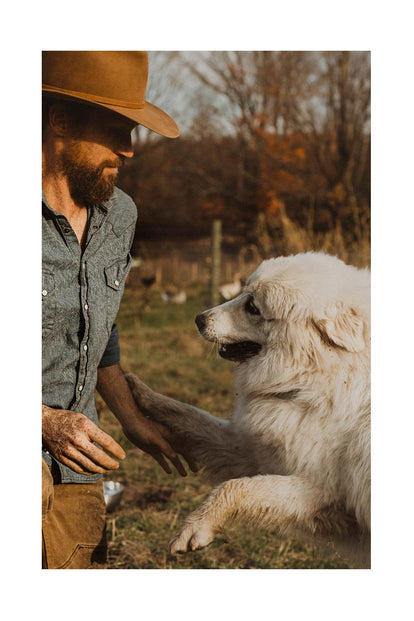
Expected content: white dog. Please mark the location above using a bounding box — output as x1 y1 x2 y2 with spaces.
126 252 371 567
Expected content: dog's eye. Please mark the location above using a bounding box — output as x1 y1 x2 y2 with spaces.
245 296 261 316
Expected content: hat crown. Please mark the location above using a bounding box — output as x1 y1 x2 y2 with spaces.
42 51 179 138
42 51 149 107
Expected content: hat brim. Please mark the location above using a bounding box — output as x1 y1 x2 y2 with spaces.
42 87 180 139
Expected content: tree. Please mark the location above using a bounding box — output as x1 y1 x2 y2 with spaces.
297 51 371 238
118 51 370 251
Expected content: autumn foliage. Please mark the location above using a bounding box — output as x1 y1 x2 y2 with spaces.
117 51 370 259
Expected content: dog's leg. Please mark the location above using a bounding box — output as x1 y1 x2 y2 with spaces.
125 372 256 482
168 474 343 553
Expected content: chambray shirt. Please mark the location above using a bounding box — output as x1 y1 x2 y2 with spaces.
42 187 137 483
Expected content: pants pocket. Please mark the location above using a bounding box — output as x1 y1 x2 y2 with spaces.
42 482 107 569
59 543 107 569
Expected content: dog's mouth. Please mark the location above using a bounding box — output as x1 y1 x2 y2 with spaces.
218 341 262 362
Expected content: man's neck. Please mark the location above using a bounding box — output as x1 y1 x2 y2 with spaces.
42 172 83 218
43 173 89 248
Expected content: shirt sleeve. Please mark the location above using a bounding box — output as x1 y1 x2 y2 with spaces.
98 323 121 368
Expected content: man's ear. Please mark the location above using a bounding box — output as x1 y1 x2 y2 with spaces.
313 304 366 353
48 103 70 137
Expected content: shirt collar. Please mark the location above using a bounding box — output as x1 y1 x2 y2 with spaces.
42 189 116 215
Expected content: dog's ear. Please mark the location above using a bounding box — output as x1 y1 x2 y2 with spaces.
314 305 366 353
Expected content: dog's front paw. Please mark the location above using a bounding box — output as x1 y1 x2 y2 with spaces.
168 520 215 554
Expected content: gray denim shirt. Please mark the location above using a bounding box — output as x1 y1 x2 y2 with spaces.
42 187 137 483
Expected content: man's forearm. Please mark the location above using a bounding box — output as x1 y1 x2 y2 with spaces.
96 363 144 427
96 364 188 476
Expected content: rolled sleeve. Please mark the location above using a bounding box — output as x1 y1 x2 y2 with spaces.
98 323 120 368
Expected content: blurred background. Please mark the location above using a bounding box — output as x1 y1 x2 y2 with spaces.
119 50 370 292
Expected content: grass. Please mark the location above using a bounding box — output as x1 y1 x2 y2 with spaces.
98 281 352 569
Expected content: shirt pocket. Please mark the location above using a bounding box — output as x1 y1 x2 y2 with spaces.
42 270 56 334
104 254 133 331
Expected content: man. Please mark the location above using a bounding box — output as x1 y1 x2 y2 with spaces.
42 51 188 569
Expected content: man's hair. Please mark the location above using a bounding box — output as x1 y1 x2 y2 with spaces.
42 96 95 141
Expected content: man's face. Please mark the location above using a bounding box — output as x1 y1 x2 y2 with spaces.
59 106 136 207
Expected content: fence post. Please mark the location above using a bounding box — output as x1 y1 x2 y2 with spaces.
210 219 222 307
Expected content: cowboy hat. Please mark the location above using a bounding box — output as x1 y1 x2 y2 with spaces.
42 51 179 138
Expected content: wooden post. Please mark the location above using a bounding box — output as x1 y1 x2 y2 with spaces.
210 219 222 307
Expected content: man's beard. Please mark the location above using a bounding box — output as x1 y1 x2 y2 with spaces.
59 143 122 207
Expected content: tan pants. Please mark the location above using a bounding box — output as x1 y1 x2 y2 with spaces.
42 459 108 569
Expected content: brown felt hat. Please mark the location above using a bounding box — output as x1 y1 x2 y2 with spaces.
42 51 179 138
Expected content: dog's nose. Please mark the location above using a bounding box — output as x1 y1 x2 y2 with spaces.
195 312 208 332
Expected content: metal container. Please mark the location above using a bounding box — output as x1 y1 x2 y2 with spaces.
103 481 124 512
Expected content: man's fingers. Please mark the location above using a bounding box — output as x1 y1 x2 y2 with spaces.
151 452 173 474
87 424 126 461
148 449 187 477
78 441 122 471
169 455 187 477
150 422 197 474
59 454 87 474
155 438 188 477
182 454 199 473
59 453 101 475
66 445 118 473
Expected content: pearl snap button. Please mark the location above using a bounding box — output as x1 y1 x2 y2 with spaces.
42 289 48 296
114 280 120 286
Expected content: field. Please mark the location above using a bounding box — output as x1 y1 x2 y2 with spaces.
98 278 354 570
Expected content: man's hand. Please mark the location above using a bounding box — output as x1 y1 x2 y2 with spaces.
120 415 188 476
42 405 126 475
96 364 191 477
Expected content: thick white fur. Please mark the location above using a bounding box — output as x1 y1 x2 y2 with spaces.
126 252 370 567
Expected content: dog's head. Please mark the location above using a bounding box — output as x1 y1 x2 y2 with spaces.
196 252 370 365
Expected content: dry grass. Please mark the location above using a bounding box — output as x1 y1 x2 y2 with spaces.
274 205 371 268
130 207 370 295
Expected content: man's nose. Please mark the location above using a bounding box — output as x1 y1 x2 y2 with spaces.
118 145 134 159
117 134 134 159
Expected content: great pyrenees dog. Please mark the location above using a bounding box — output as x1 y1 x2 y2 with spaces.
126 252 371 567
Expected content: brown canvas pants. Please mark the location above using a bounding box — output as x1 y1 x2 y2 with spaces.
42 459 108 569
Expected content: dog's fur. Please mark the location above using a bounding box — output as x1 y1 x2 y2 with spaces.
126 252 371 567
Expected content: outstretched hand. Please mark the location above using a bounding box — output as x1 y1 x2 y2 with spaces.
119 415 190 476
96 363 197 477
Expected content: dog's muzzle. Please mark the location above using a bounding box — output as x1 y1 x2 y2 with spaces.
195 311 261 362
195 311 208 333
